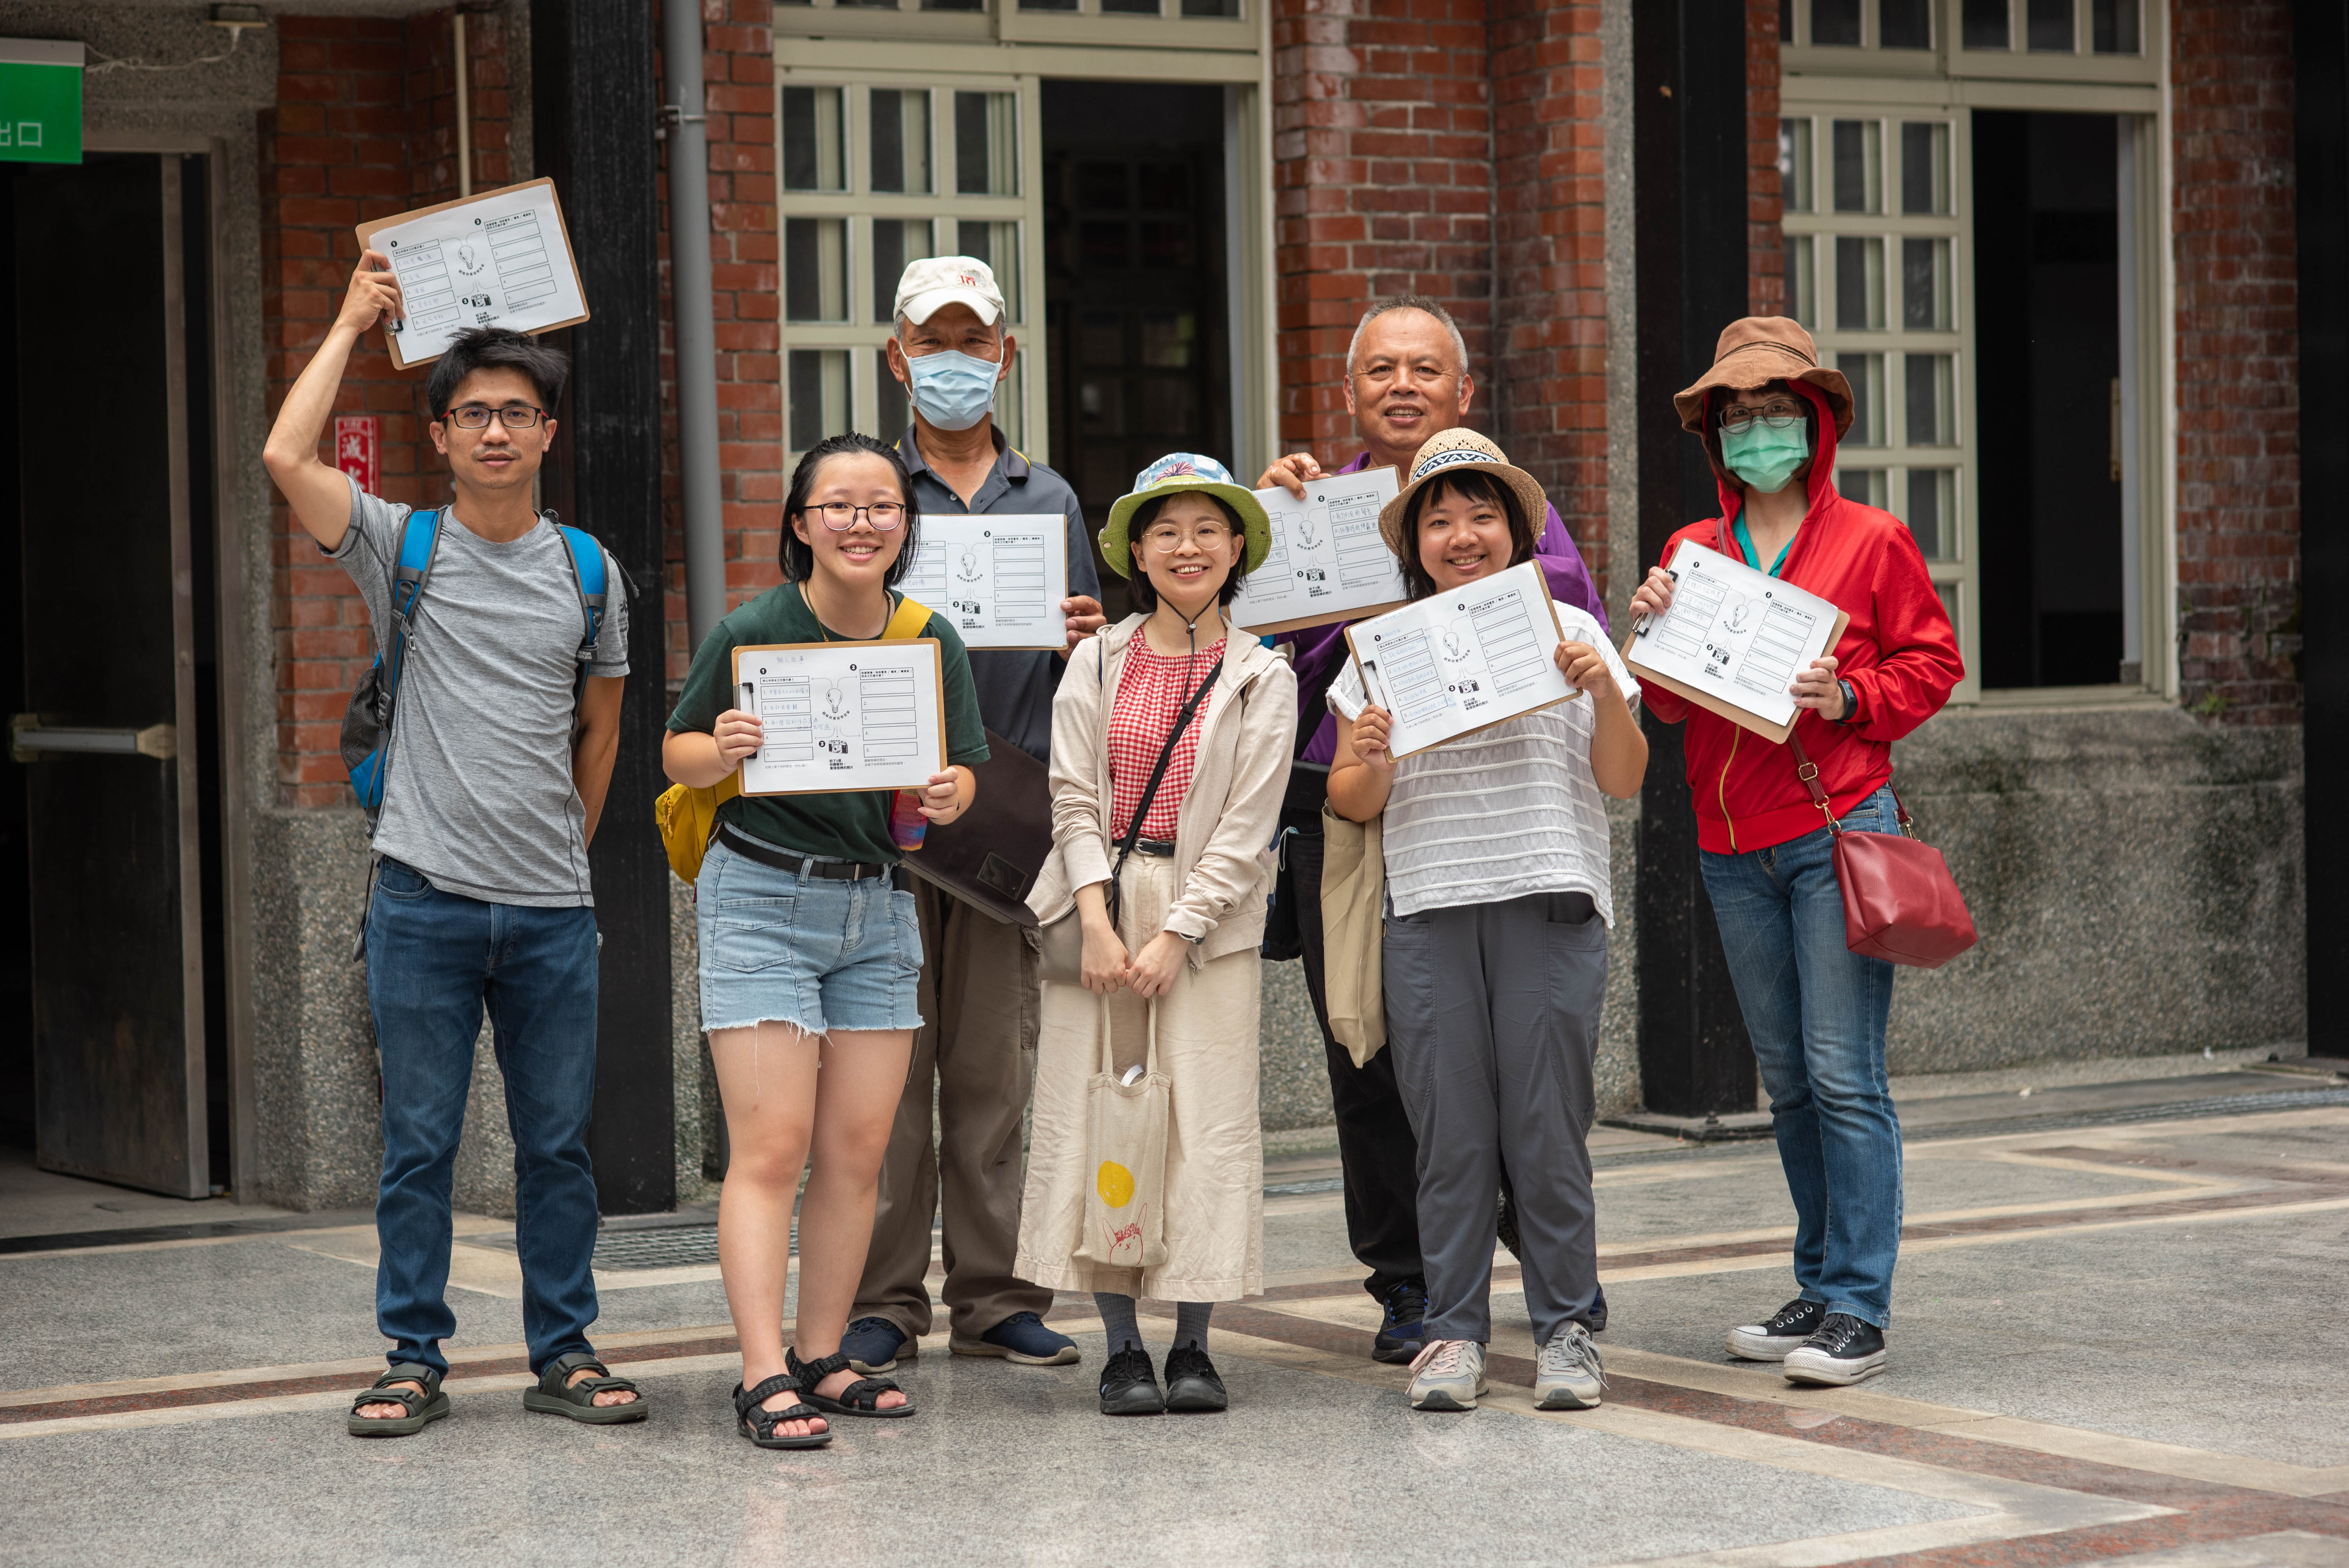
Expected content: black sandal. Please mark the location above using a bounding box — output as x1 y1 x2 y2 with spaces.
732 1374 834 1449
522 1350 649 1424
346 1362 449 1438
788 1345 917 1418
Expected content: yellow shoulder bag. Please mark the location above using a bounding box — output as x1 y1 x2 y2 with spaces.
655 592 932 884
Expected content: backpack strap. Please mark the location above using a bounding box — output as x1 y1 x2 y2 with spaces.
381 508 444 722
553 522 612 712
882 592 930 641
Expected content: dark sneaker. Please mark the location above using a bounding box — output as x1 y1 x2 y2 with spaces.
952 1310 1080 1366
1782 1314 1888 1386
1162 1345 1229 1413
1725 1297 1826 1363
841 1316 912 1376
1371 1277 1429 1365
1099 1346 1164 1415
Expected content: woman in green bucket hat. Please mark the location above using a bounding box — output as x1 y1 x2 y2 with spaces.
1015 453 1296 1418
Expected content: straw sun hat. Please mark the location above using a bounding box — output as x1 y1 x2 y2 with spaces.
1376 428 1551 559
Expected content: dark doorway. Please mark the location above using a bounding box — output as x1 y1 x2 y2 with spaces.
1041 80 1232 615
1972 110 2126 689
1 153 229 1196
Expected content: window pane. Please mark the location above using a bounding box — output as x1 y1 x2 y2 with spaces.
923 0 984 10
994 353 1025 451
1835 236 1885 330
1779 0 1793 41
1936 580 1960 631
785 217 849 323
781 87 845 194
1019 0 1078 10
1812 0 1860 46
956 220 1022 318
1181 0 1240 13
2026 0 2073 50
877 349 909 439
1102 0 1158 12
1080 375 1123 435
2092 0 2140 52
1962 0 2009 48
1900 123 1949 215
1839 353 1885 445
1903 469 1957 559
868 90 931 195
871 219 932 324
788 349 850 452
1837 468 1886 508
1780 119 1814 213
1788 236 1817 327
1904 353 1956 444
1902 237 1951 330
1880 0 1932 48
1831 120 1881 214
955 92 1018 196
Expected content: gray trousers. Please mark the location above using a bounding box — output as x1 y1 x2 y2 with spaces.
1382 890 1606 1345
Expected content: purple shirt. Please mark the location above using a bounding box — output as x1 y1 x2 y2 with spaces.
1278 450 1608 765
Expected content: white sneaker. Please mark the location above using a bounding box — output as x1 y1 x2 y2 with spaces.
1534 1323 1606 1409
1407 1338 1487 1411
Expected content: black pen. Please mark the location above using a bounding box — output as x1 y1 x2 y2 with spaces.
1631 569 1680 636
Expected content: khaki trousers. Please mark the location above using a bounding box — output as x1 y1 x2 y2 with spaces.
852 878 1051 1340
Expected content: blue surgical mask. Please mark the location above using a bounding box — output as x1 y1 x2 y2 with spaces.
1720 422 1810 494
905 348 1001 432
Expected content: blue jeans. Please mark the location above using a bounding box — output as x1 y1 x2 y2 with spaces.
365 859 602 1376
1700 786 1903 1328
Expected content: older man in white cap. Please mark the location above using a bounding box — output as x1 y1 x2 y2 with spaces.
840 255 1105 1376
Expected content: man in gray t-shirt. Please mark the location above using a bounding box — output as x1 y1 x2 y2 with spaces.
264 264 645 1436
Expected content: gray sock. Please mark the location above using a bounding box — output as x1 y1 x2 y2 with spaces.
1174 1300 1213 1349
1094 1292 1143 1354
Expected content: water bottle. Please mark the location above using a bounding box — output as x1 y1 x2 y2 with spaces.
888 788 928 852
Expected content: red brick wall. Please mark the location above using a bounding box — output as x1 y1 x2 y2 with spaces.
262 9 514 806
1269 0 1497 454
2171 0 2300 725
657 0 783 683
1745 0 1783 319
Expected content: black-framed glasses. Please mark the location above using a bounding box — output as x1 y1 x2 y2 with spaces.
803 501 907 532
442 404 550 430
1719 401 1805 435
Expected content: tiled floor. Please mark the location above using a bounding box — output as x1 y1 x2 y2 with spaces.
2 1079 2345 1566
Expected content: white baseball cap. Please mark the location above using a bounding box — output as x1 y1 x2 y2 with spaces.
893 255 1005 327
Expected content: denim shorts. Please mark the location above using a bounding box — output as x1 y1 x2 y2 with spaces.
696 832 924 1036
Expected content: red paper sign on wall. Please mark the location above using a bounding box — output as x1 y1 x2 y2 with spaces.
334 415 378 494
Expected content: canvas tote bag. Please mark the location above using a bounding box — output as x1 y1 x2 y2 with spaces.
1317 800 1386 1066
1071 996 1171 1272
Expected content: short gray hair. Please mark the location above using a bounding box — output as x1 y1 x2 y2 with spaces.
1346 295 1471 380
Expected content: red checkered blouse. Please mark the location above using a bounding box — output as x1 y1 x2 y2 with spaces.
1108 637 1226 842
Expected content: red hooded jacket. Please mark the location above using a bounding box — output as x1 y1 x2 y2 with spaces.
1638 380 1965 855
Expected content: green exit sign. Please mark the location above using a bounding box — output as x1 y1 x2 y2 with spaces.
0 41 82 165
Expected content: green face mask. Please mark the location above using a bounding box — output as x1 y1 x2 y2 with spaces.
1720 422 1810 494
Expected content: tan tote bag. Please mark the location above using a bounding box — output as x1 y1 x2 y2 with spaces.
1071 996 1171 1272
1318 800 1387 1066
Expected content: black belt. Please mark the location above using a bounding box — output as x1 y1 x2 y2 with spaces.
1130 837 1176 857
717 825 909 888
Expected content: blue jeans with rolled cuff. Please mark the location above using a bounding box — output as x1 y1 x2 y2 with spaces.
365 858 603 1378
1699 785 1903 1329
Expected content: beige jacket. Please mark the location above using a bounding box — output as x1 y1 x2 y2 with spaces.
1027 616 1297 966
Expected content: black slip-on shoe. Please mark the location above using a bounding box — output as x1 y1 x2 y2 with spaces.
1161 1345 1228 1413
1726 1297 1827 1362
1371 1277 1429 1365
1782 1313 1888 1386
1099 1346 1164 1415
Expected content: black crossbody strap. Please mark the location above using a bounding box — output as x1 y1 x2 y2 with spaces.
1104 649 1225 924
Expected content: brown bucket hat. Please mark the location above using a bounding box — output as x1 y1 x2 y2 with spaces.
1376 428 1551 560
1672 317 1854 439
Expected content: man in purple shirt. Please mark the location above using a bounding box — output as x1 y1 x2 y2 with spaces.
1255 294 1606 1365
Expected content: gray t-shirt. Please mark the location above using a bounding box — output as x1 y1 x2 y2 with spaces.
330 477 630 907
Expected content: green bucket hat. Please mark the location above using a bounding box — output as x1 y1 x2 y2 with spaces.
1097 453 1273 580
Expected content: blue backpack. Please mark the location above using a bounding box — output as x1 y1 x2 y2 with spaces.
339 508 610 825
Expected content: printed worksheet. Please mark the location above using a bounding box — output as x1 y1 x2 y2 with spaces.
1621 540 1847 742
896 515 1068 650
356 178 590 370
1343 561 1574 759
1227 466 1405 634
732 640 945 796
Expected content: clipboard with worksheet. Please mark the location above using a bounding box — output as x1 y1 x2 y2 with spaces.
895 515 1068 650
1619 540 1849 744
1227 467 1405 634
1342 560 1576 761
356 178 590 370
732 641 946 797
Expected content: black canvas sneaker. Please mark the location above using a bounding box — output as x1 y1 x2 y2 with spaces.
1782 1314 1889 1386
1725 1297 1827 1361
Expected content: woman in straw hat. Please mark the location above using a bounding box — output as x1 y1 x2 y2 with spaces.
1014 453 1296 1418
1626 317 1962 1387
1324 429 1647 1414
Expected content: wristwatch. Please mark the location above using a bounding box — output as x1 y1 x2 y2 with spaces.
1836 679 1861 724
1179 929 1206 946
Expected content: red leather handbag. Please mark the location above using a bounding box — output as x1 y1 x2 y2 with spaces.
1787 733 1978 969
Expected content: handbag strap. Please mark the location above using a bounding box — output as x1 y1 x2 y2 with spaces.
1785 729 1914 839
1108 648 1226 887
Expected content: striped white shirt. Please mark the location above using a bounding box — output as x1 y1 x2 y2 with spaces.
1328 600 1633 924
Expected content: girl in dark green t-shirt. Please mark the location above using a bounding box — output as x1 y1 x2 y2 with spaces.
661 432 982 1449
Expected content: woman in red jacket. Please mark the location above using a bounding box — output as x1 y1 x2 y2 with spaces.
1628 317 1962 1387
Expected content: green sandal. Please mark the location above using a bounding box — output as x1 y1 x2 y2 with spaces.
522 1351 649 1425
347 1363 449 1438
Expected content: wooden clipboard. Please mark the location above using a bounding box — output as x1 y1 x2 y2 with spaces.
730 638 948 797
1229 465 1408 636
1341 576 1579 763
355 177 590 371
1618 546 1850 744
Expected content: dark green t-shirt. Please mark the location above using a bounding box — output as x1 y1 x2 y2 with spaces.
667 582 990 863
